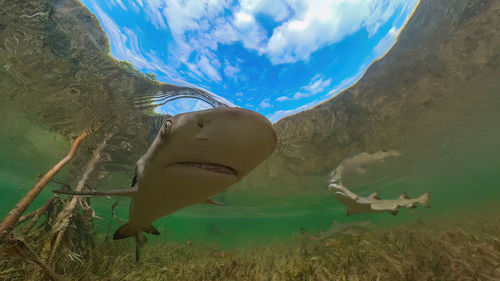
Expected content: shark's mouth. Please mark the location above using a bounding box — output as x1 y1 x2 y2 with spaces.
169 162 237 175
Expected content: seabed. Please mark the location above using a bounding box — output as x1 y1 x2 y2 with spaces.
1 214 499 281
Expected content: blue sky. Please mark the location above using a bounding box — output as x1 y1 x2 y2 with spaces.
80 0 419 121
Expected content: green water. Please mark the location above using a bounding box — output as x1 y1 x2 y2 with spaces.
1 84 499 248
0 0 499 253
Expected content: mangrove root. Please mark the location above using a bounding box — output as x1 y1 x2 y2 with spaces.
0 131 90 242
3 235 66 281
47 133 112 265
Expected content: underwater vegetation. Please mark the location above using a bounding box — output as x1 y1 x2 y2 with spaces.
1 217 499 280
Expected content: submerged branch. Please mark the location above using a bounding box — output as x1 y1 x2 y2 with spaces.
0 118 109 243
17 197 55 225
47 133 113 265
3 236 66 281
0 131 89 242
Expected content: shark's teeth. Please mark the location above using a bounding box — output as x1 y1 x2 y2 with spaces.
173 162 236 175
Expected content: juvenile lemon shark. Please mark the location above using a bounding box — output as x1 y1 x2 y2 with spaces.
330 183 430 216
54 107 276 260
328 151 430 216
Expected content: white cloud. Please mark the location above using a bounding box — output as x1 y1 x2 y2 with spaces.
91 4 154 70
327 64 368 96
276 96 289 102
259 98 272 108
262 0 412 64
303 75 332 94
233 12 267 51
293 92 309 100
109 0 128 11
197 56 222 82
121 0 418 77
89 0 191 84
287 75 334 100
144 1 168 29
373 25 401 58
186 62 205 79
223 60 241 80
263 0 417 64
238 0 298 22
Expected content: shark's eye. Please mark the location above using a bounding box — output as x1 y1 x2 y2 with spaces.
197 121 204 128
163 120 173 135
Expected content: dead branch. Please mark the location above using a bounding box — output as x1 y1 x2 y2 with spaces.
0 131 90 242
104 200 120 241
48 133 113 264
17 197 55 225
3 235 67 281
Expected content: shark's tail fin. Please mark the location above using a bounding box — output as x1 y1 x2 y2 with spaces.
113 223 161 262
417 192 430 207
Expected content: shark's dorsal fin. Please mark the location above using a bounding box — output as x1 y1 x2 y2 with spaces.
52 186 138 197
203 198 224 205
368 192 380 199
399 192 409 199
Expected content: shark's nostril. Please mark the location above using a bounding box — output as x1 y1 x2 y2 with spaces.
196 134 208 141
196 128 208 140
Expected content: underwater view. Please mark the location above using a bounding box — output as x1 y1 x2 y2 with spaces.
1 0 500 280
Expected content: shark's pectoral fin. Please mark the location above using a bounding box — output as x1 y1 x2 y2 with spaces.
406 202 417 209
52 186 138 198
113 223 137 240
202 198 224 206
142 225 160 235
113 223 161 240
